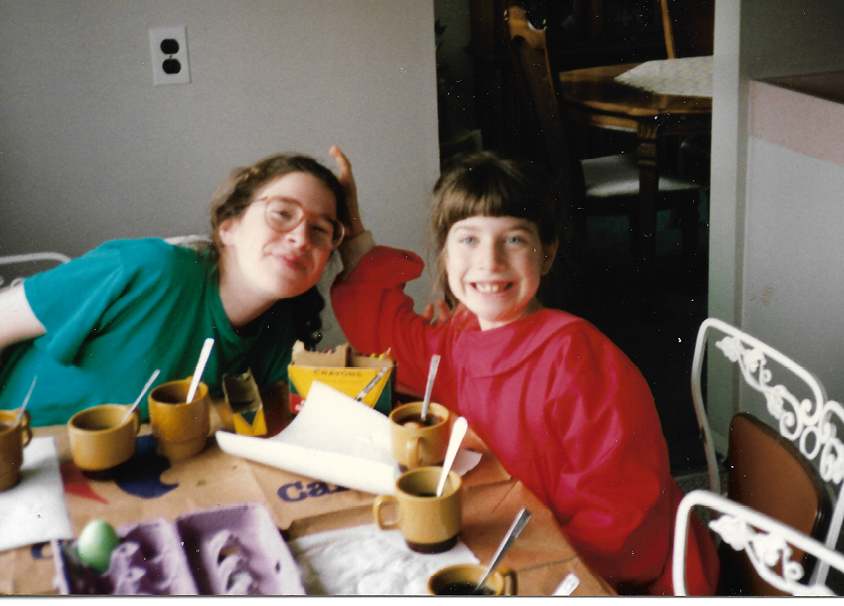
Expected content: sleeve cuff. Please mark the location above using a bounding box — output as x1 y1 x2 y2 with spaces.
338 230 375 279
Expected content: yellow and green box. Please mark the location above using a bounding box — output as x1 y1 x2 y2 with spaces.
287 342 395 416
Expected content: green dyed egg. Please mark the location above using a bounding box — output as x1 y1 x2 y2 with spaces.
76 519 120 573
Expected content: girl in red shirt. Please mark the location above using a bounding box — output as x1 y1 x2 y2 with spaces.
331 150 719 595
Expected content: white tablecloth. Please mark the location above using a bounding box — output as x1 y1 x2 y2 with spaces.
615 56 713 98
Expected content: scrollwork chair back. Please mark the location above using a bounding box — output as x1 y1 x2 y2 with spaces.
691 317 844 586
673 490 844 596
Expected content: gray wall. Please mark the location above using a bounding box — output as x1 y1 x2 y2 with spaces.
0 0 440 348
708 0 844 451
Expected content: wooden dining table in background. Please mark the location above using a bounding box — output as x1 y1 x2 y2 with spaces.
558 61 712 287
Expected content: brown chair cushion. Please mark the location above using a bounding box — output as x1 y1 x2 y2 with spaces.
719 412 830 595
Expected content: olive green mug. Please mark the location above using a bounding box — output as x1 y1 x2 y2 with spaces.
0 409 32 491
68 404 141 472
427 563 517 596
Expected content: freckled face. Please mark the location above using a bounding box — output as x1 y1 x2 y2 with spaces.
218 172 338 303
444 215 556 331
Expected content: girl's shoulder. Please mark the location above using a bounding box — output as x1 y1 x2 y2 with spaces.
97 237 207 265
83 238 212 287
520 309 616 351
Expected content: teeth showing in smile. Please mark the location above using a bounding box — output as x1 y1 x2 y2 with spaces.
474 282 510 293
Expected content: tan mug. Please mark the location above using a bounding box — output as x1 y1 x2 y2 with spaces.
0 409 32 491
389 401 451 470
373 466 461 554
427 564 517 596
68 404 141 472
148 378 210 461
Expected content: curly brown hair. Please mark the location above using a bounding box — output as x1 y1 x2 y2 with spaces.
209 152 348 349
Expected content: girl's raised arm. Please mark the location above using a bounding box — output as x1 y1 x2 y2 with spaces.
329 145 365 239
0 284 47 350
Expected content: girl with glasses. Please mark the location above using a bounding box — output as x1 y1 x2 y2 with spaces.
0 146 356 427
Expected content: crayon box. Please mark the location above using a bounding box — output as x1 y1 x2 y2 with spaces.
286 341 396 416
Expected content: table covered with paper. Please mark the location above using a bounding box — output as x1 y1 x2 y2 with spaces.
0 381 615 596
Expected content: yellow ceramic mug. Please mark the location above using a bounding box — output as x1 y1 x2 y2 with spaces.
0 409 32 491
68 404 141 472
389 401 451 470
373 466 462 553
427 563 517 595
148 378 211 461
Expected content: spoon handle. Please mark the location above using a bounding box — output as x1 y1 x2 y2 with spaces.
15 376 37 425
476 507 532 592
436 416 468 497
186 338 214 403
121 368 160 425
420 354 441 420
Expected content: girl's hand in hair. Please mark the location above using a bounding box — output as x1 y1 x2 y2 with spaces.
329 145 365 239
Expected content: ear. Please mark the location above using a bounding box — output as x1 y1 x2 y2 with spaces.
217 216 239 248
540 238 559 276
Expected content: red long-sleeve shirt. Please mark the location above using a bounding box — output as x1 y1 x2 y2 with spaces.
331 245 719 595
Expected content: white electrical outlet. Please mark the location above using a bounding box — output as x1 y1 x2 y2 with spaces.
149 27 190 86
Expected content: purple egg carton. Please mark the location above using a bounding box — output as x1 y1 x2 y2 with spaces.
53 503 306 595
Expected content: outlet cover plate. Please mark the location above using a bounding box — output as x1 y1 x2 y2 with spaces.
149 26 190 86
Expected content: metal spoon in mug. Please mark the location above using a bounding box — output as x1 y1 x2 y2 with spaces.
186 338 215 403
475 507 532 594
420 354 441 421
435 416 468 497
121 368 160 425
15 376 37 426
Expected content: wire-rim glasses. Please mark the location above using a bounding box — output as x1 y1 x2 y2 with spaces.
259 196 345 250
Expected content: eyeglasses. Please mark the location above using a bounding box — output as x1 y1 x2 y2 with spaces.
259 196 345 250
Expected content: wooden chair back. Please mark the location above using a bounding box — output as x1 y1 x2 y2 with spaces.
505 6 585 200
660 0 715 59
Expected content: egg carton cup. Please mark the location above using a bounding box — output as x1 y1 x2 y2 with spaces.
53 503 306 595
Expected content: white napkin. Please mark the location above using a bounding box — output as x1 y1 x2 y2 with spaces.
217 381 400 495
615 56 713 97
289 523 478 595
0 436 72 552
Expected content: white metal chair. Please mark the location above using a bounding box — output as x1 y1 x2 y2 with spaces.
0 252 71 290
691 317 844 586
163 234 212 248
673 490 844 596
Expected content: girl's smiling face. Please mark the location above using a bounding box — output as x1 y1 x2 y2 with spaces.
444 215 557 331
219 171 338 304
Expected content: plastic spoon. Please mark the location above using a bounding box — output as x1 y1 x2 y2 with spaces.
15 376 37 425
120 368 160 425
186 338 215 403
475 507 532 594
420 354 441 421
435 416 468 497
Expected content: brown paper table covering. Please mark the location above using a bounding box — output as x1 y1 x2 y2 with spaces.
0 405 615 596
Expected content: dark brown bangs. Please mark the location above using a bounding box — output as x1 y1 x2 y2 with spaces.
432 152 557 250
